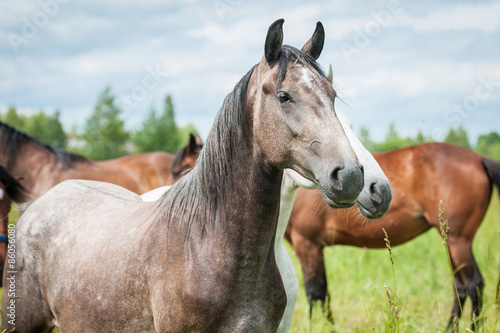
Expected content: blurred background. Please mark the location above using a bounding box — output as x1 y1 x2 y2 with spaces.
1 0 499 160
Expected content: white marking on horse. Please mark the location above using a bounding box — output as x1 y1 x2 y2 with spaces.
140 186 171 202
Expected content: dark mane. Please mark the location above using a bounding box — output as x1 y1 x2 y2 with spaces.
158 64 256 239
0 122 89 169
0 164 27 203
158 45 326 242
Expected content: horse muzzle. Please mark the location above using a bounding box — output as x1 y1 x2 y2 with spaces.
318 162 364 208
356 179 392 219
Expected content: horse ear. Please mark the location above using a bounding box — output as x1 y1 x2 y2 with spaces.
301 22 325 60
326 64 333 84
195 135 202 146
265 19 284 65
187 134 197 153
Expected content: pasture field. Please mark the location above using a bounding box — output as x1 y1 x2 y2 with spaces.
287 191 500 333
1 193 499 332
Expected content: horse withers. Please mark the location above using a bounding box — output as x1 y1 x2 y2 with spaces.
2 19 364 332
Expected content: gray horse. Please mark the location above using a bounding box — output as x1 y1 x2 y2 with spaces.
2 19 364 332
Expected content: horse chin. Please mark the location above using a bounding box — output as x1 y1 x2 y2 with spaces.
316 172 363 209
319 191 356 209
355 196 389 220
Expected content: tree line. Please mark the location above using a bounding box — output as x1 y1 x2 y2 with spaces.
0 86 199 161
1 86 498 161
359 124 500 161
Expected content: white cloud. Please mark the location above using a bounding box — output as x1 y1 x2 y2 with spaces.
0 2 40 27
396 2 500 33
0 0 499 143
336 60 500 99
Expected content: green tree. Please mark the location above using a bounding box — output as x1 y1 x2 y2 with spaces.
358 126 377 152
82 87 129 160
415 130 426 144
375 123 415 152
132 95 184 153
163 95 180 152
444 126 470 149
476 131 500 161
24 110 67 148
177 123 199 147
2 106 26 129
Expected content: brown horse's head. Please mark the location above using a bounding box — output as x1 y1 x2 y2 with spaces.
167 134 203 185
249 19 364 208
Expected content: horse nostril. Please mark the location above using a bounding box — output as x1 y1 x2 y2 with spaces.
359 164 364 178
369 182 382 204
330 166 343 191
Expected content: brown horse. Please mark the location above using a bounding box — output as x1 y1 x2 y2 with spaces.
285 142 500 331
0 122 201 199
170 134 203 183
2 19 366 332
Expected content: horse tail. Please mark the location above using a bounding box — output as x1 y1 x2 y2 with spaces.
0 165 27 203
482 157 500 195
482 157 500 309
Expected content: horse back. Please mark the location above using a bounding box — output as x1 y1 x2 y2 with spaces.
374 142 491 238
14 179 160 331
92 152 174 194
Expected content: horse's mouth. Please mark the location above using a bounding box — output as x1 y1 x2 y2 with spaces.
356 200 386 220
321 194 356 209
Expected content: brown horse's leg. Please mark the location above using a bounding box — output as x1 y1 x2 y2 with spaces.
291 232 332 321
446 274 467 331
446 236 484 331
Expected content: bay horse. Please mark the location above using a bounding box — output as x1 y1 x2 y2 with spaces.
0 122 202 200
2 19 365 332
285 142 500 331
170 134 203 183
138 134 203 202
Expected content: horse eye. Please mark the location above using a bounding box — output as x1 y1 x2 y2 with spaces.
277 91 293 104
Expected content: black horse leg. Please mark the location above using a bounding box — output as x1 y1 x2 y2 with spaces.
446 276 467 332
467 263 484 332
304 259 333 322
446 238 483 332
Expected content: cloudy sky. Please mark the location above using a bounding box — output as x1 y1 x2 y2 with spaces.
1 0 499 142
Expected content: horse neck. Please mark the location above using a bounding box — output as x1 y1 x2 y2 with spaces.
2 139 65 198
195 133 283 265
159 67 284 272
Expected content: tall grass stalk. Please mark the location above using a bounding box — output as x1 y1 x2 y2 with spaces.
438 200 464 332
381 228 401 333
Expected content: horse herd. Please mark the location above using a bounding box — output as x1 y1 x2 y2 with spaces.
0 19 498 332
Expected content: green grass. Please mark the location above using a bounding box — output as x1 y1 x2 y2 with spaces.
287 192 500 332
1 195 499 332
